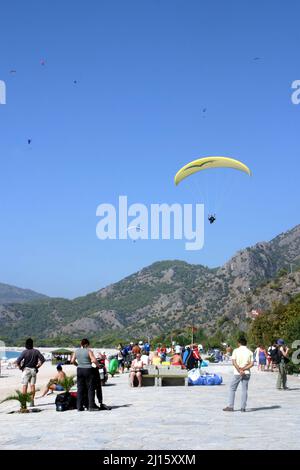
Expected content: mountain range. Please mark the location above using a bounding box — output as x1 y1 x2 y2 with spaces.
0 224 299 345
0 283 47 304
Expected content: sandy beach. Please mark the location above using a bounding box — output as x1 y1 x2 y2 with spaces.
0 359 300 450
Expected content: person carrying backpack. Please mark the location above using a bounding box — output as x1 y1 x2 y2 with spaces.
274 339 290 390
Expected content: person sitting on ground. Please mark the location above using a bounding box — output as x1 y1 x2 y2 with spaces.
39 364 66 397
130 353 146 387
150 351 161 366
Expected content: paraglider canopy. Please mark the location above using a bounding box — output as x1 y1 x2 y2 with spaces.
174 156 252 186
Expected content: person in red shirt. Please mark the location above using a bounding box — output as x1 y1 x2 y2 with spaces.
131 343 141 356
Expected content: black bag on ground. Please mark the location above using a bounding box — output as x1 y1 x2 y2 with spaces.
55 392 77 411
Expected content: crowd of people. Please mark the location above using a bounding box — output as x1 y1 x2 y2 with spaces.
11 335 293 413
114 341 204 386
253 341 289 375
116 341 204 377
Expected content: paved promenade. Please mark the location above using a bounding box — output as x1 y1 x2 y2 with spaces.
0 363 299 450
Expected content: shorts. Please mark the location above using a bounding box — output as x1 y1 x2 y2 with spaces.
22 367 37 385
55 384 64 391
118 359 124 367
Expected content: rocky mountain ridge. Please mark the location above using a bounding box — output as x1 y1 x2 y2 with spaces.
0 224 299 344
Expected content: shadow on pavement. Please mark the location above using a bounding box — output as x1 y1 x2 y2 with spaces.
282 387 300 391
35 402 54 407
247 405 281 412
109 404 133 410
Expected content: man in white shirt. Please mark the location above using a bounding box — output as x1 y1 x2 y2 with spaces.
223 336 254 412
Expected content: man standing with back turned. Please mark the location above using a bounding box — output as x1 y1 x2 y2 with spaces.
16 338 45 407
223 336 254 412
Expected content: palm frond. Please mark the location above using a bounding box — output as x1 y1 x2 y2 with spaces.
60 375 75 392
1 390 32 409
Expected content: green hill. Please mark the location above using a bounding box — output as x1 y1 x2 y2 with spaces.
1 225 300 346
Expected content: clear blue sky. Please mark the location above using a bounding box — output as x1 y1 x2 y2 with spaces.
0 0 299 298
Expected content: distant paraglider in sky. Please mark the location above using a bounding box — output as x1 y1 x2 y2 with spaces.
40 59 46 66
126 224 143 243
208 214 216 224
126 224 142 233
27 139 31 145
174 156 252 224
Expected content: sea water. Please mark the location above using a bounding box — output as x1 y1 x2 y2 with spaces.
0 350 21 360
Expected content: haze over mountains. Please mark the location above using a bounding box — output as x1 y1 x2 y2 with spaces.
0 225 299 345
0 283 47 304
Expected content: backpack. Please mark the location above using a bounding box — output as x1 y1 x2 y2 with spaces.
270 347 281 364
55 392 77 412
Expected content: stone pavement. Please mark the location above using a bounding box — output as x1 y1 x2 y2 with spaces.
0 364 299 450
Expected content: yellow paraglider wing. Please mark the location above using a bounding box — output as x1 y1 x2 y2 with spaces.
174 156 252 185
